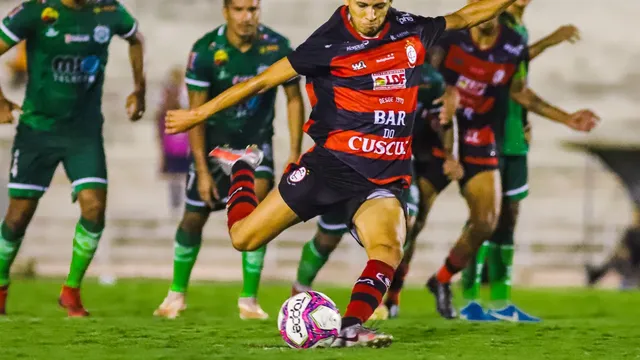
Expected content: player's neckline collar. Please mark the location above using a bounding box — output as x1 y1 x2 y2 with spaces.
341 6 390 42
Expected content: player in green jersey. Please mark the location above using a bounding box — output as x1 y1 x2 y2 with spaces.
459 0 583 322
154 0 304 320
0 0 145 317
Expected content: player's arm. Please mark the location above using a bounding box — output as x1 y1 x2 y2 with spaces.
444 0 517 30
166 58 298 134
283 80 305 165
187 91 211 182
528 25 580 61
510 76 599 132
124 31 146 121
0 38 20 123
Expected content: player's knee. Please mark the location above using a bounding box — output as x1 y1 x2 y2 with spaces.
179 212 207 234
4 199 38 234
369 240 404 268
314 231 341 257
469 212 498 240
229 224 258 252
80 198 105 223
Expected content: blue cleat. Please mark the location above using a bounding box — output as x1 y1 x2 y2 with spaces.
488 304 541 323
459 301 498 322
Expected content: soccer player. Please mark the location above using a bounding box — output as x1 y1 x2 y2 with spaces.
166 0 525 348
0 0 145 317
424 0 599 320
153 0 305 320
291 63 449 321
460 0 582 322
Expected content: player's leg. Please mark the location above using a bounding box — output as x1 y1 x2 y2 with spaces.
428 169 501 320
292 209 347 295
237 164 274 320
154 164 214 319
332 196 406 348
61 139 110 316
0 130 57 315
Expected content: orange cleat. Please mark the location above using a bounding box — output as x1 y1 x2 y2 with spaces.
58 285 90 317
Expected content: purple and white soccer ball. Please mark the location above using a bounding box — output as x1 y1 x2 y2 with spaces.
277 291 341 349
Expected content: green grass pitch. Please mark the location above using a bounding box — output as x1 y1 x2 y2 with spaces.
1 279 639 359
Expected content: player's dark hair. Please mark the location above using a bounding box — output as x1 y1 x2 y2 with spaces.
224 0 260 7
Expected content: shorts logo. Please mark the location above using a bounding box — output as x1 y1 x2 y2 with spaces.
287 167 307 184
405 42 417 68
372 69 406 90
93 25 110 44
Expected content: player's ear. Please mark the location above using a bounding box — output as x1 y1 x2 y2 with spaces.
343 0 350 6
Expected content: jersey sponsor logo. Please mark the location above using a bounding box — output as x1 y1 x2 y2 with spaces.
214 49 229 66
390 31 410 41
351 60 367 71
45 27 59 38
405 41 417 67
456 75 487 96
372 69 406 90
287 167 307 184
503 43 525 56
463 126 495 146
376 54 394 63
40 7 59 24
374 110 406 126
93 25 110 44
347 136 410 157
259 44 279 54
93 5 117 14
396 13 414 24
51 55 100 84
346 40 368 52
65 34 90 43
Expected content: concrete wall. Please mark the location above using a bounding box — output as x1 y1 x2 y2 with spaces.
0 0 636 286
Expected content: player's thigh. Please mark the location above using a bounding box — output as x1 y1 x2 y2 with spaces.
501 155 529 202
8 128 60 200
461 169 502 232
352 197 406 268
62 138 108 202
230 187 301 251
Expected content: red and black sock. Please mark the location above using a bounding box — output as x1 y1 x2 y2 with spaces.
385 263 409 306
226 161 258 231
436 249 466 284
342 260 395 329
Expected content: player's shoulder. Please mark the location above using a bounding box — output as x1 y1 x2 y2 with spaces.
13 0 46 12
387 7 442 29
191 27 222 54
256 24 290 46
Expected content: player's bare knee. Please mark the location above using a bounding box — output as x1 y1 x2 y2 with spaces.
368 240 404 268
4 202 36 234
179 211 208 234
80 198 105 224
469 212 498 240
314 231 341 256
229 224 256 251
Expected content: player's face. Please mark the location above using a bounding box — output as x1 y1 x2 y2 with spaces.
476 17 499 34
224 0 260 39
345 0 392 37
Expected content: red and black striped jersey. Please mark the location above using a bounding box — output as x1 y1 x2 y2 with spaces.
288 6 445 187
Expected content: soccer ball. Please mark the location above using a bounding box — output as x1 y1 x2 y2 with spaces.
277 291 341 349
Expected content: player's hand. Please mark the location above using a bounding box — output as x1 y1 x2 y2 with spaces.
0 98 20 124
197 172 219 208
126 89 146 121
443 158 464 181
524 123 532 145
550 25 581 45
433 93 457 125
165 109 208 134
565 109 600 132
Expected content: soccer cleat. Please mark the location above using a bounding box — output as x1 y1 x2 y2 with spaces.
459 301 498 322
585 264 606 287
208 145 264 176
368 304 390 321
58 285 90 317
291 282 312 297
426 276 457 319
0 285 7 315
488 304 541 323
387 303 400 319
238 297 269 320
153 290 187 319
331 324 393 348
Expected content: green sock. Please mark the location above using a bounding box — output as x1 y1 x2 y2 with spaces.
65 218 104 288
488 228 514 307
0 222 25 287
461 241 489 301
170 228 202 293
296 238 329 287
240 245 266 298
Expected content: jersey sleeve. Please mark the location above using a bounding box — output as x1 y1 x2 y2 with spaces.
0 2 39 46
287 35 334 78
113 2 138 39
184 47 213 91
416 16 447 49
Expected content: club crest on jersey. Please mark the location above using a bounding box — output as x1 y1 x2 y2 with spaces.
214 49 229 66
40 7 59 24
405 41 417 68
351 61 367 71
287 167 308 184
372 69 406 91
93 25 110 44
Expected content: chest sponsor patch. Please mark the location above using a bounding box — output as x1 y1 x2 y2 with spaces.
372 69 406 91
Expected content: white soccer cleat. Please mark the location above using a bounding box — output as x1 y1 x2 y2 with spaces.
331 324 393 348
238 297 269 320
208 145 264 176
153 290 187 319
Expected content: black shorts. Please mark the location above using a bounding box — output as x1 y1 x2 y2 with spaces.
414 153 497 193
279 146 407 229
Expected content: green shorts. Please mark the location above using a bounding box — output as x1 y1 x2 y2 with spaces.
8 125 107 200
317 181 420 237
500 155 529 201
185 142 275 213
